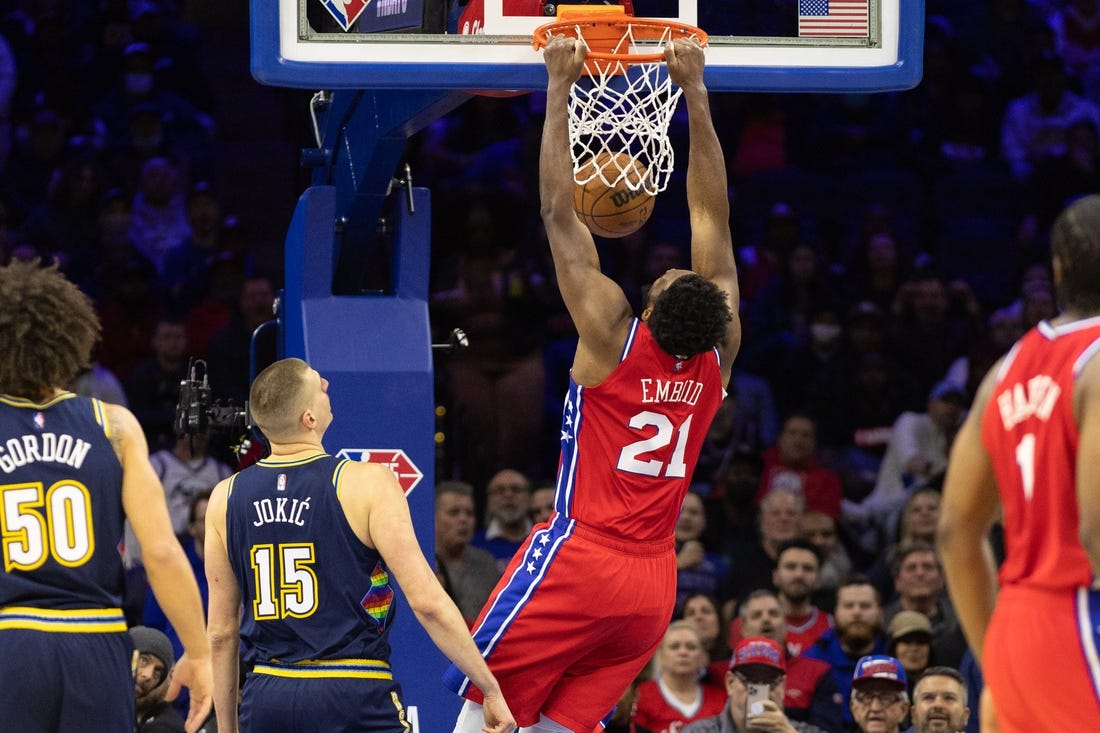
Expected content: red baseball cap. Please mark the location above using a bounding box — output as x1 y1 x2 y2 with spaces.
729 636 786 673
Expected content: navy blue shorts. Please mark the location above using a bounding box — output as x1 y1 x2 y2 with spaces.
240 659 411 733
0 624 133 732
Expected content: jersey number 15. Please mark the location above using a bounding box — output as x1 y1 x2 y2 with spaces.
251 543 319 620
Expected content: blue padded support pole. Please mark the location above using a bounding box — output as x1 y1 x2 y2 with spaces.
279 88 474 729
282 184 461 728
305 88 469 293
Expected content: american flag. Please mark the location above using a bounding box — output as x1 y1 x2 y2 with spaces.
798 0 869 38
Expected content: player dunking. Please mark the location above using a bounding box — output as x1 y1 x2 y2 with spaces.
939 194 1100 732
0 260 213 733
447 37 741 733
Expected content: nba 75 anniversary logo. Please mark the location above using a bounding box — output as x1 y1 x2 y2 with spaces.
319 0 370 31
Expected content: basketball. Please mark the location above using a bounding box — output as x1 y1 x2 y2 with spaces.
573 152 655 239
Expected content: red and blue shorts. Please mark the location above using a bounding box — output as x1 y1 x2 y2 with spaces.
984 584 1100 732
443 514 676 731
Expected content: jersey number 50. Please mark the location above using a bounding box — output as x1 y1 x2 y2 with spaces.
2 482 94 571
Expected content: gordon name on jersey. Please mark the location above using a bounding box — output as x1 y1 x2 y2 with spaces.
0 432 93 474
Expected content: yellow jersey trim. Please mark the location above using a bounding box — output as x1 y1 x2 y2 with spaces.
333 459 350 500
92 398 107 432
257 454 331 468
0 392 77 409
253 658 392 680
0 606 127 633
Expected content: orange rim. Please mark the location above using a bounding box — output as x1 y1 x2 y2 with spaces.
532 16 709 64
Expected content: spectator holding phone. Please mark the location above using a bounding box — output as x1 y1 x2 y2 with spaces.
682 637 827 733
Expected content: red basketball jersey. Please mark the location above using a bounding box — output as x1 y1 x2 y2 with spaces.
981 317 1100 590
555 319 725 541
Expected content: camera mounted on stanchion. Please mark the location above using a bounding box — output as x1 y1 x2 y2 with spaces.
175 359 252 454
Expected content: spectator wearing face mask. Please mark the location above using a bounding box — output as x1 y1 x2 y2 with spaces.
764 304 851 427
91 41 216 183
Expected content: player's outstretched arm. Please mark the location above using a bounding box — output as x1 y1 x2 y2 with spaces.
666 38 741 381
353 463 516 733
937 365 1002 664
204 479 242 733
539 35 633 382
113 403 213 733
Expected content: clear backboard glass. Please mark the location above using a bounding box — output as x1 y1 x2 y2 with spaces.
253 0 922 92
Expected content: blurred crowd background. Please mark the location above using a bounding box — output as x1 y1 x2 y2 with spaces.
2 1 1096 729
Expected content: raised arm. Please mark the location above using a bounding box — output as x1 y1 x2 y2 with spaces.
937 364 1002 664
350 462 515 733
204 479 242 733
665 39 741 381
539 35 634 385
113 403 213 733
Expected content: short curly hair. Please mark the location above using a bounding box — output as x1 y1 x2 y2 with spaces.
647 273 732 357
0 260 100 400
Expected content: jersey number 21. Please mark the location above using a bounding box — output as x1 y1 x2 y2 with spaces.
617 411 693 478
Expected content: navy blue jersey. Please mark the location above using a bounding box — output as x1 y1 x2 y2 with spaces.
225 454 396 665
0 393 126 615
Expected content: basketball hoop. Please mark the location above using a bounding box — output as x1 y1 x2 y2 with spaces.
533 10 708 197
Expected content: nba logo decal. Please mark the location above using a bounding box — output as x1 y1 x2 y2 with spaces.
277 473 287 491
33 412 45 429
319 0 370 31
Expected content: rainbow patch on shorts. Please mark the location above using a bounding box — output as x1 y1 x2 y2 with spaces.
360 561 394 632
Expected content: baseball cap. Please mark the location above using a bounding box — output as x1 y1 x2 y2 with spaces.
129 626 174 671
928 379 967 404
887 611 932 643
852 655 907 690
729 637 786 674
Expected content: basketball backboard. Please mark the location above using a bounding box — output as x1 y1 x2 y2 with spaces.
253 0 923 92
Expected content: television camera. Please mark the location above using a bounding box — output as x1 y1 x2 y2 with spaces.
174 359 252 454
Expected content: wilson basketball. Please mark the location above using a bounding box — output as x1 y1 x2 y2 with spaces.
573 152 655 239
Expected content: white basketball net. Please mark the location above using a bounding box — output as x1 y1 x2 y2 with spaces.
567 23 688 197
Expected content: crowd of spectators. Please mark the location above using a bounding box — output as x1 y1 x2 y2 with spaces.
0 1 278 472
3 0 1098 730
